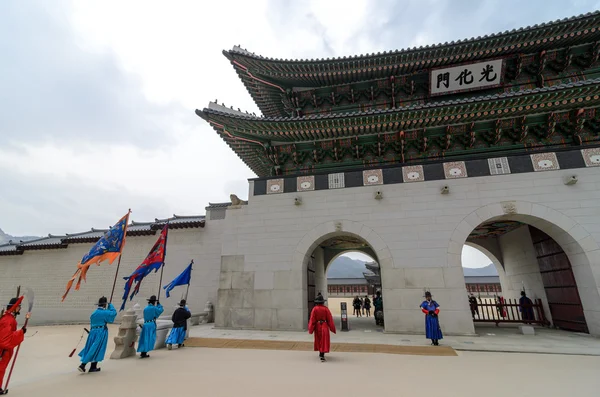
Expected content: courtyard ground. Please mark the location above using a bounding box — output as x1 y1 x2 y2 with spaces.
3 323 600 396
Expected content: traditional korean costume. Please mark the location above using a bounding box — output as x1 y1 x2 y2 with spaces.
420 295 443 346
166 300 191 349
0 298 26 392
137 295 164 358
78 297 117 373
308 294 336 362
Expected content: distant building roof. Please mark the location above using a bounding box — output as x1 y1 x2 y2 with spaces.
328 278 368 285
0 214 206 256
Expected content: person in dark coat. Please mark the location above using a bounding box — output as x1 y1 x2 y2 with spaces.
373 291 383 325
468 293 479 318
166 299 191 350
352 296 362 317
519 291 535 324
420 291 443 346
363 295 371 317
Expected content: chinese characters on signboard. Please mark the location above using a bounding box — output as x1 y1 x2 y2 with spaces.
430 59 504 96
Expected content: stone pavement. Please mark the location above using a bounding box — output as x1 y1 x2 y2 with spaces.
5 324 600 397
189 317 600 356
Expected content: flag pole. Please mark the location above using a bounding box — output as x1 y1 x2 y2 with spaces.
109 209 131 304
184 260 193 300
156 222 169 302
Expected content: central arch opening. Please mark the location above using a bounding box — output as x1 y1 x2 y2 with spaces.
305 234 384 332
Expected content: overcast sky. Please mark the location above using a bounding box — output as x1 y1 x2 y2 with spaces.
1 1 597 266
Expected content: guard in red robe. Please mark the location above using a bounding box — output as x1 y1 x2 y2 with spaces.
308 293 336 362
0 297 28 395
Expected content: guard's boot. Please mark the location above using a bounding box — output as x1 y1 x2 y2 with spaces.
140 352 150 359
167 344 172 350
0 388 6 395
89 362 101 373
78 363 86 373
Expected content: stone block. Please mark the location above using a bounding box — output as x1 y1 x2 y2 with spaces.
254 271 274 290
253 290 272 308
443 267 466 289
242 289 254 308
272 289 303 309
274 309 304 330
273 271 292 290
219 271 232 290
429 289 471 311
254 309 274 329
381 268 405 289
214 307 231 328
217 289 243 309
519 325 535 335
404 267 445 288
231 309 255 328
232 271 254 290
221 255 244 272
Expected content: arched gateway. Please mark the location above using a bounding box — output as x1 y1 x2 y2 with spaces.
200 12 600 336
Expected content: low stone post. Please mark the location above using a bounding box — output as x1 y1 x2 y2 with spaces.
110 308 138 359
202 301 214 324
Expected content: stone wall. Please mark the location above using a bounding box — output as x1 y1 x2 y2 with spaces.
0 221 224 325
219 165 600 335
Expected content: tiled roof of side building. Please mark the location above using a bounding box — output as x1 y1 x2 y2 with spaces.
205 202 232 210
0 215 207 255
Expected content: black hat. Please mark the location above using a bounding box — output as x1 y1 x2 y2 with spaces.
179 299 186 307
425 291 432 297
314 293 325 304
147 295 158 303
7 297 19 310
98 296 108 306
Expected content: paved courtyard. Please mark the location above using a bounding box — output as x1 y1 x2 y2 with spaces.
3 324 600 396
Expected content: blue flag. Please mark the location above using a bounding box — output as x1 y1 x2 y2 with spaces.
163 262 193 298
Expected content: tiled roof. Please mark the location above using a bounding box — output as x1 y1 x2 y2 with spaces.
206 202 232 209
227 12 599 64
224 12 600 117
199 78 600 124
0 215 206 256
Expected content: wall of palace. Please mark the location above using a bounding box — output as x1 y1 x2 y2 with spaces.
0 222 225 325
216 161 600 336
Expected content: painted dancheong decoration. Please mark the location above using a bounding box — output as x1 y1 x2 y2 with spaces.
197 12 600 179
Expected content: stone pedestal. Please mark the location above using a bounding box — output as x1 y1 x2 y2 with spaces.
519 325 535 335
110 308 138 359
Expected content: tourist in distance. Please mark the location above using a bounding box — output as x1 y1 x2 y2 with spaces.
352 296 362 317
363 295 371 317
519 291 535 324
166 299 191 350
373 291 383 325
308 293 336 362
137 295 164 358
468 293 479 319
0 297 29 394
78 296 117 373
420 291 443 346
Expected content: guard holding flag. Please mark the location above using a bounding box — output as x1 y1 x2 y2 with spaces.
166 299 191 350
137 295 164 358
0 296 29 395
78 297 117 373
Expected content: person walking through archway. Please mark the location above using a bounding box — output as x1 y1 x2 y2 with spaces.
352 296 362 317
420 291 443 346
363 295 371 317
373 291 383 325
308 293 336 362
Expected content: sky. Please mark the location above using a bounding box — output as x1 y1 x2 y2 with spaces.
1 0 598 247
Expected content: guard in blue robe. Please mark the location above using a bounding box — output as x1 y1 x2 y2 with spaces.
166 299 191 349
137 295 164 358
78 296 117 373
420 291 443 346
